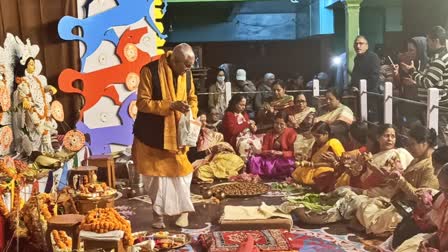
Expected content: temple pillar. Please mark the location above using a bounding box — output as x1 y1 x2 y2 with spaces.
344 0 363 74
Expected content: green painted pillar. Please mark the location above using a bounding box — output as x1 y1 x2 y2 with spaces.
344 0 363 74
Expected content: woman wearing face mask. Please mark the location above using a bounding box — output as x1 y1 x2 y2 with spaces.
247 112 297 178
315 88 354 125
208 69 229 119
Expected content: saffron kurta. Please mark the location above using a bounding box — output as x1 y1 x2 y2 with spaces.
132 51 198 177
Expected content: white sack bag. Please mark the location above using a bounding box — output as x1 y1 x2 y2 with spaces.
178 110 202 147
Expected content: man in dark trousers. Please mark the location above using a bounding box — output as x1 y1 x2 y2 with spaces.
351 35 381 122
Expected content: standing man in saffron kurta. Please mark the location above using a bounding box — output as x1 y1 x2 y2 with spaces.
132 43 198 229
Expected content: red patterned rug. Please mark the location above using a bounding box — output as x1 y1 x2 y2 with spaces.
199 229 296 252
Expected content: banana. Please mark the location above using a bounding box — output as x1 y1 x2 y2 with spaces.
34 155 62 169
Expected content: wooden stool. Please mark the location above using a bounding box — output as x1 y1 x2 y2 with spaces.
88 155 116 188
46 214 84 251
68 166 98 187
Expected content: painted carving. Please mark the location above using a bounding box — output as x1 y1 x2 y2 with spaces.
57 0 167 69
58 27 159 119
76 92 136 155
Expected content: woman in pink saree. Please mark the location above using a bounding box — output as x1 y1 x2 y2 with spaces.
247 113 297 178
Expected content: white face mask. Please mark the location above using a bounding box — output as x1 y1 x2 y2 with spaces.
217 76 225 83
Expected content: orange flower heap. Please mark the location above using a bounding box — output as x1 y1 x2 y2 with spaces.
80 208 134 246
52 230 72 249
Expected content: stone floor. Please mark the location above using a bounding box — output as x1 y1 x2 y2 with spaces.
114 182 385 251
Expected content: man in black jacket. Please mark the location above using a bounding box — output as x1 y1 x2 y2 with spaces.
351 35 381 122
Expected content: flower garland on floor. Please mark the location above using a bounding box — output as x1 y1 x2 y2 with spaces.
81 207 134 246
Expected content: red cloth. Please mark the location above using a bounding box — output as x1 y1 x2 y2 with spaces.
261 128 297 158
0 215 4 251
199 229 294 252
349 146 369 188
222 111 250 148
236 235 260 252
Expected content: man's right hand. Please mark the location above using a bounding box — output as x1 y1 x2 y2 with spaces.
170 101 190 113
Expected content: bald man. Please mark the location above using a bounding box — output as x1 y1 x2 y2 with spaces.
132 43 198 228
351 35 381 122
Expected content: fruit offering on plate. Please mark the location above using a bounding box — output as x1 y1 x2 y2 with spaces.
77 182 116 198
152 232 188 250
132 231 155 251
154 231 169 239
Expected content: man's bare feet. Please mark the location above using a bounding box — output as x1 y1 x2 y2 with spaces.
152 212 166 229
175 212 189 228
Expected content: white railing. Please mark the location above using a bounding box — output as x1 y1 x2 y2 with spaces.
197 79 445 132
197 80 323 106
358 79 441 133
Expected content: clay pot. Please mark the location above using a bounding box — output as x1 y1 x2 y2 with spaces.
216 191 226 200
202 190 213 199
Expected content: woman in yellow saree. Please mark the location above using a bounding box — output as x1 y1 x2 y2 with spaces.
193 115 245 183
292 121 345 192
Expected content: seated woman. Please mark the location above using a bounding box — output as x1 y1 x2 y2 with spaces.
222 94 262 162
418 165 448 252
256 80 294 133
315 88 354 125
391 146 448 250
206 108 223 132
389 125 439 201
285 93 316 132
193 117 245 183
356 124 414 197
291 121 345 192
247 113 297 178
332 121 369 188
349 126 423 237
320 122 368 188
330 120 351 150
393 164 448 252
293 112 316 162
187 111 209 163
